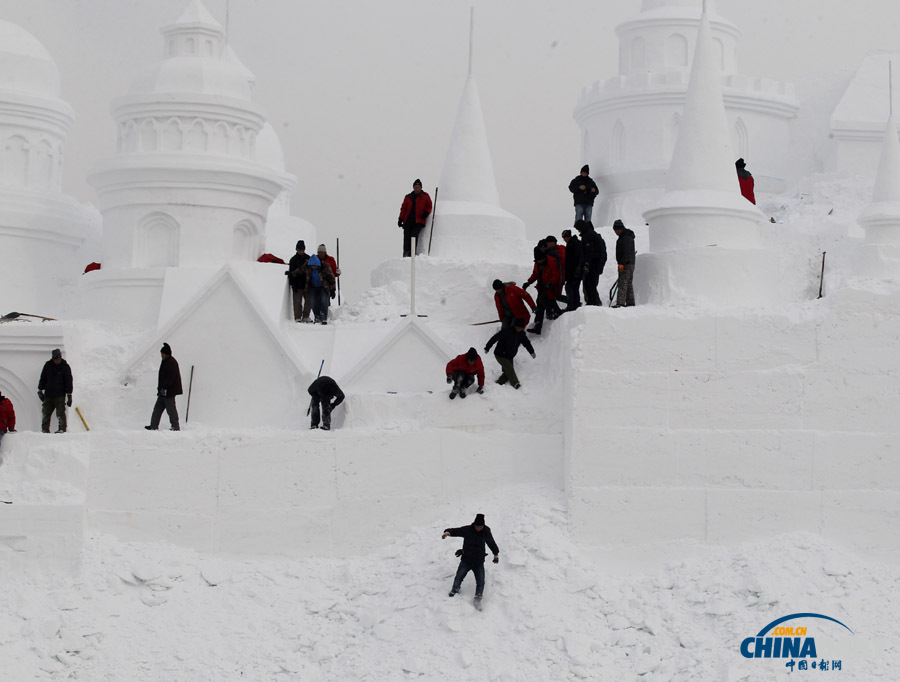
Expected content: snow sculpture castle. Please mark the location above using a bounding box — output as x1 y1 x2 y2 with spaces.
0 20 95 317
573 0 798 225
83 0 289 327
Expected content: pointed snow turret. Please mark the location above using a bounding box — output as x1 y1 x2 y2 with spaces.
855 115 900 277
172 0 222 30
639 4 776 307
437 76 501 207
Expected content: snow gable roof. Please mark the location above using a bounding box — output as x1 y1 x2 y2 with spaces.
121 265 310 427
831 50 900 132
339 318 455 394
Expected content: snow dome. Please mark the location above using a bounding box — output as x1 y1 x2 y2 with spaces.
0 19 62 98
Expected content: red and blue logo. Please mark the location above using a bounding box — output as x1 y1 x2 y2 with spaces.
740 613 852 672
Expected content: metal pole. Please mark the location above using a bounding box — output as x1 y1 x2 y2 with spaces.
336 237 341 306
468 7 474 77
185 365 195 422
817 252 826 299
410 236 417 317
427 186 439 255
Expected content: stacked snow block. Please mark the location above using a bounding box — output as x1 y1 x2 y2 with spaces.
565 289 900 566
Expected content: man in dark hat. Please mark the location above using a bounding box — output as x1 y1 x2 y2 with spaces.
286 240 311 322
574 220 607 306
307 375 344 431
146 343 183 431
611 219 636 308
523 242 562 335
0 390 16 446
38 348 73 433
492 279 536 329
484 317 535 389
397 179 433 257
735 158 755 204
568 165 599 222
442 513 500 608
445 348 485 399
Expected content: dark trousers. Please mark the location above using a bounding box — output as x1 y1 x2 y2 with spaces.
292 288 310 321
41 396 66 432
496 356 519 386
616 263 636 306
310 398 333 428
583 267 602 306
150 395 179 429
310 287 329 322
452 371 475 393
532 290 560 329
452 558 485 597
565 277 582 310
402 224 424 257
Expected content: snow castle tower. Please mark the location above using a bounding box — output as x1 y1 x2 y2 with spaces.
573 0 797 226
639 3 775 307
421 13 529 263
0 19 95 317
854 113 900 278
84 0 285 327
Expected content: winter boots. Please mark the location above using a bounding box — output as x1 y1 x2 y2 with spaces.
448 589 458 597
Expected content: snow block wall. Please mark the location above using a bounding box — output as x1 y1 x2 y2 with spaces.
84 429 562 557
565 290 900 568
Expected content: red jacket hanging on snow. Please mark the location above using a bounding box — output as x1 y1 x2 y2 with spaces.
737 168 755 204
445 354 485 387
0 396 15 432
494 284 536 326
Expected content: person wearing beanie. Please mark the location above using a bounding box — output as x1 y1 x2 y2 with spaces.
38 348 73 433
561 228 583 311
397 178 433 257
145 343 183 431
316 244 341 280
484 317 535 389
445 348 485 399
442 512 500 607
611 220 637 308
735 158 756 204
574 220 607 306
307 375 345 431
492 279 536 329
568 165 599 222
0 390 16 446
303 254 337 324
286 240 311 322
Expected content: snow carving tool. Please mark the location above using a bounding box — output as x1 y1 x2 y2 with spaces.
0 311 56 323
306 359 325 417
470 320 501 326
185 365 195 423
75 407 90 432
817 251 826 299
609 280 619 306
336 238 342 306
427 186 439 255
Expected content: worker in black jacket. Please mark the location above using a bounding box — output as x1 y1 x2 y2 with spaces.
145 343 183 431
308 375 345 431
561 229 582 311
611 219 637 308
286 240 311 322
442 513 500 606
38 348 73 433
575 220 607 306
568 165 599 222
484 318 535 389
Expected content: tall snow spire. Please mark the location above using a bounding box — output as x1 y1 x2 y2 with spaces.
664 4 737 195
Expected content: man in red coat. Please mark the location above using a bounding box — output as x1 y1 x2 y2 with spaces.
445 348 485 400
492 280 536 329
398 179 433 257
0 390 15 446
523 243 562 335
736 158 755 204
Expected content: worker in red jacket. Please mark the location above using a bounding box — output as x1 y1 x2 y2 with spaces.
0 390 16 446
523 243 562 335
492 280 536 329
445 348 485 400
544 236 566 284
736 158 755 204
316 244 340 279
398 179 433 257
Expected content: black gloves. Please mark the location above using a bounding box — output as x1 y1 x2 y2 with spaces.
6 428 15 433
37 390 45 401
397 219 403 228
284 270 290 276
493 556 499 564
446 375 452 384
330 291 336 300
159 389 167 397
476 386 484 394
66 395 72 407
455 549 463 557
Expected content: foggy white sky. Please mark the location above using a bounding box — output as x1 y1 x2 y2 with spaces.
2 0 900 299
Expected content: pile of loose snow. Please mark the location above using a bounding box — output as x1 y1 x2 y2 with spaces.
1 484 894 681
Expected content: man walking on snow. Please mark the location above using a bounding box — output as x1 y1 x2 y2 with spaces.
611 219 636 308
442 513 500 608
484 318 535 389
397 179 433 257
568 165 599 223
145 343 182 431
38 348 73 433
445 348 485 399
492 279 536 329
